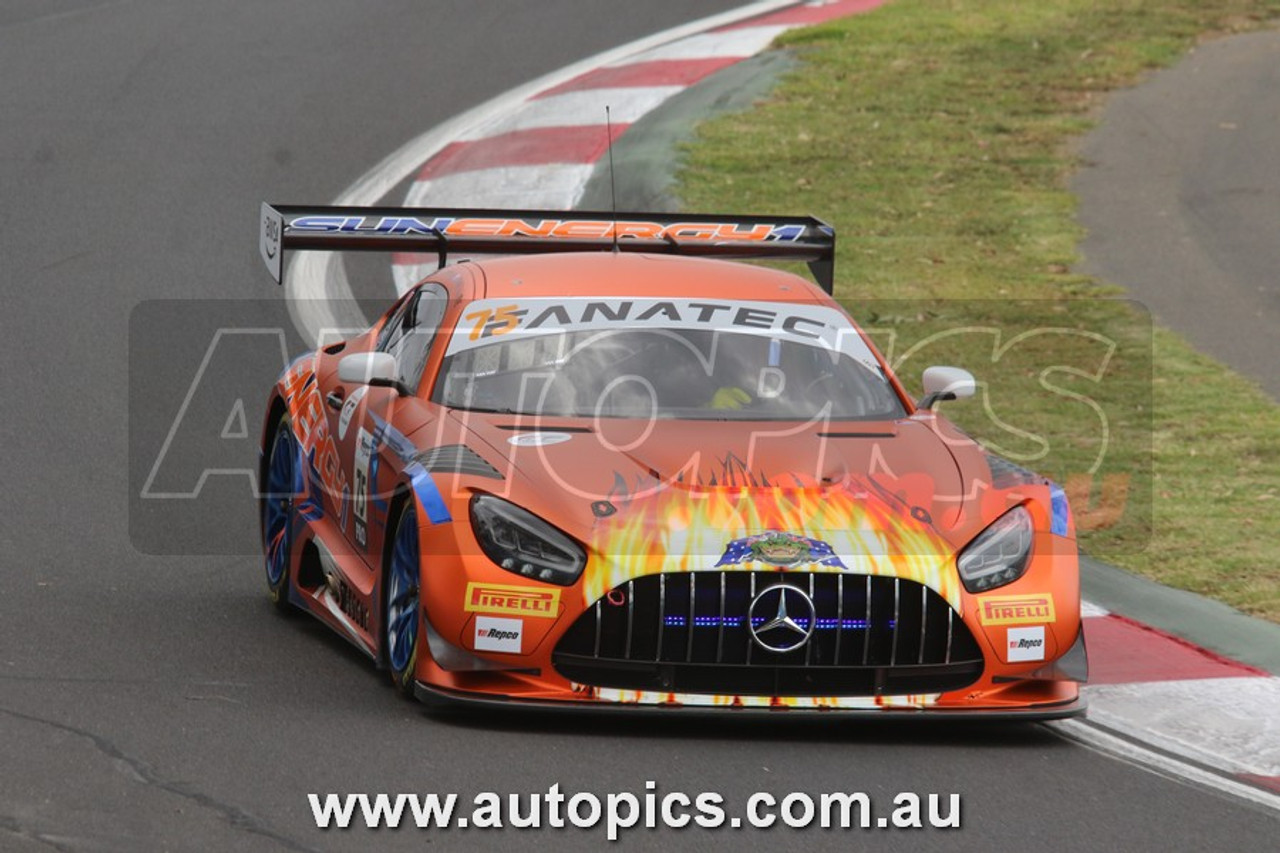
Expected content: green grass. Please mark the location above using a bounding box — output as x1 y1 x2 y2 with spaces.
677 0 1280 622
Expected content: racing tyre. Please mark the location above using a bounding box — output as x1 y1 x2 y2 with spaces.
385 501 421 696
263 414 296 611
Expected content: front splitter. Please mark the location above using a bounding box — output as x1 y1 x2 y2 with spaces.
414 681 1086 721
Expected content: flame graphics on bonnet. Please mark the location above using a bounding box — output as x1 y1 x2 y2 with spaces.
583 473 962 613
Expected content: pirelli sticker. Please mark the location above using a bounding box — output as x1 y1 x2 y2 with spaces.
465 582 560 618
978 594 1055 626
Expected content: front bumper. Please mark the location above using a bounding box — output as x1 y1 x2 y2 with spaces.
418 569 1087 718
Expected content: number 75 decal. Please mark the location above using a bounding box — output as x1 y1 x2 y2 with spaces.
353 427 375 548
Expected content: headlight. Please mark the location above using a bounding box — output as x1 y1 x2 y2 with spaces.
957 505 1033 593
469 494 587 586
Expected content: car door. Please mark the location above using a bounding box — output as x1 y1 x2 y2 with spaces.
330 283 450 558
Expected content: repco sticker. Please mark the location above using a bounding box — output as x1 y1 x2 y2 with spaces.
474 616 522 654
979 594 1055 626
1007 626 1046 662
465 582 559 618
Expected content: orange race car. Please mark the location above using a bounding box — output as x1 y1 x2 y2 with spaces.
257 203 1086 718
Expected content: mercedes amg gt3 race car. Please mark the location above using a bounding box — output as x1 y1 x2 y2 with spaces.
257 203 1087 718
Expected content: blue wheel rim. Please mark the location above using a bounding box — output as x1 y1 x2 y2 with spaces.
264 426 294 588
387 505 420 675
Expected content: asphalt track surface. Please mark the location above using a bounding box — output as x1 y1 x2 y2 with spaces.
0 2 1276 851
1075 30 1280 401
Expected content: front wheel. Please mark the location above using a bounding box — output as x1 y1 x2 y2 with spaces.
263 415 296 611
384 501 421 695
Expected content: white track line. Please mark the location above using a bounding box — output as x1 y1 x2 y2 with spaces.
405 164 595 209
1051 719 1280 814
1082 677 1280 777
454 88 685 140
1080 600 1110 618
613 25 792 62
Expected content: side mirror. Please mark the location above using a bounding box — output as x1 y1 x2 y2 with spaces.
338 352 405 394
917 366 975 410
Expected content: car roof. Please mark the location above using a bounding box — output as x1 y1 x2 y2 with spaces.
463 251 832 304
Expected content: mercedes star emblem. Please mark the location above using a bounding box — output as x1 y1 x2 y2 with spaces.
748 584 816 653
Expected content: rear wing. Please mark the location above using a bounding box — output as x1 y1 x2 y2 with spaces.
259 203 837 293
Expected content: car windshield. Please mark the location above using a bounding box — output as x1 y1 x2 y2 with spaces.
433 297 905 421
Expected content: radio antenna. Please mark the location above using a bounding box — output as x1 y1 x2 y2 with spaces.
605 105 619 253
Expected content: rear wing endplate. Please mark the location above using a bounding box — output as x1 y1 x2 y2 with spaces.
259 203 836 293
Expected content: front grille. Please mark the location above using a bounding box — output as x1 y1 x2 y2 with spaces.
554 572 983 697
